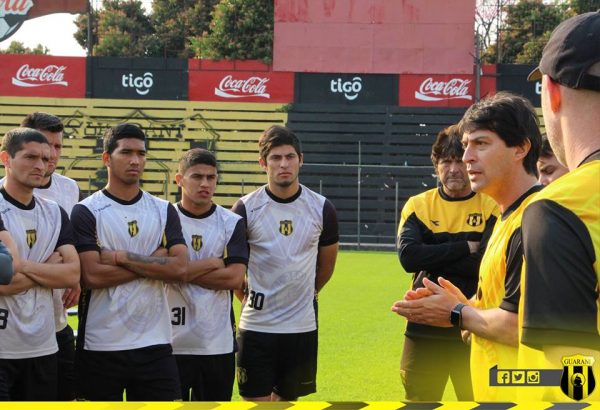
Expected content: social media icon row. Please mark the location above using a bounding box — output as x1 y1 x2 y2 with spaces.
497 370 540 384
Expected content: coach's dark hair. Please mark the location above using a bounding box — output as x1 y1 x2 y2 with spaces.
1 127 49 158
178 148 217 174
103 123 146 155
21 112 64 133
458 92 541 176
431 124 464 166
539 134 556 158
259 125 302 160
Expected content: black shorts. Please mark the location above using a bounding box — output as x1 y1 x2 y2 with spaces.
175 352 235 401
56 325 76 400
76 344 181 401
236 329 317 400
0 353 58 401
400 335 473 401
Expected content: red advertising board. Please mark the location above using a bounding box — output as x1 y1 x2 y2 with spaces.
189 61 294 103
0 55 86 98
399 66 497 107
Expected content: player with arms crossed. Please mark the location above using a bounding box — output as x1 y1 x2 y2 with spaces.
168 148 248 400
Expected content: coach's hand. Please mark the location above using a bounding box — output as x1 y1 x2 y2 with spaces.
63 283 81 309
391 278 460 327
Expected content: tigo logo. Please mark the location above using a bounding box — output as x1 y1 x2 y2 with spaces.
330 77 362 100
122 72 154 95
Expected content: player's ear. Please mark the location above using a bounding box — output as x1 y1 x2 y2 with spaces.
544 75 562 113
515 139 531 161
259 156 267 170
0 150 9 166
175 172 183 186
298 153 304 166
101 151 110 166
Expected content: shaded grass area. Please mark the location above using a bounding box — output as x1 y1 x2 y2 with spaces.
68 250 460 401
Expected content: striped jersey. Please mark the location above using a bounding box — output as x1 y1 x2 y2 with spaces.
232 185 338 333
71 189 185 351
167 203 248 355
0 188 74 359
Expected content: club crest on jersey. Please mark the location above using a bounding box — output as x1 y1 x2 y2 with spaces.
279 220 293 236
26 229 36 248
561 354 596 400
467 213 483 227
191 234 202 251
128 220 139 238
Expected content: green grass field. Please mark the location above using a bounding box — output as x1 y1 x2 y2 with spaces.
69 250 461 401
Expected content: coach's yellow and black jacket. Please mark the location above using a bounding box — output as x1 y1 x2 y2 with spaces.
397 186 498 340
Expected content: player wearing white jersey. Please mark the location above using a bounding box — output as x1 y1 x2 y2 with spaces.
71 124 188 401
167 148 248 401
0 128 79 401
232 125 339 401
0 218 19 285
19 112 80 400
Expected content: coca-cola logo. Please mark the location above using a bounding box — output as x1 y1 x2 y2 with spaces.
215 75 270 99
330 77 362 100
12 64 68 87
415 77 472 102
0 0 34 42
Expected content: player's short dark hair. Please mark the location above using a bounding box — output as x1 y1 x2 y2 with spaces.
103 123 146 155
540 134 555 158
259 125 302 160
458 92 541 176
431 124 464 166
21 112 64 133
1 127 49 158
178 148 217 174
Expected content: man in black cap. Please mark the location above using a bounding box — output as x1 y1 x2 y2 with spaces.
519 10 599 401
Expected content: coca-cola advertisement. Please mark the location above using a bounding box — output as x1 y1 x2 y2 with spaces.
189 69 294 103
0 54 86 97
399 66 496 107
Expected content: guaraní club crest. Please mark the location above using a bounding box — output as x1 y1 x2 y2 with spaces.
561 354 596 400
0 1 34 42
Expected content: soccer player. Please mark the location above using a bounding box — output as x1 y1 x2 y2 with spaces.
392 92 542 401
397 125 498 401
0 222 19 285
519 11 600 401
231 125 339 401
19 112 80 400
167 148 248 401
70 123 187 401
0 127 80 401
537 134 568 186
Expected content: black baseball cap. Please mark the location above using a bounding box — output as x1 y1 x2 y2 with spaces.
528 10 600 91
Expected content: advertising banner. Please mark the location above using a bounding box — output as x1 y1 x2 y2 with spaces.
0 54 86 98
295 73 398 105
88 57 188 100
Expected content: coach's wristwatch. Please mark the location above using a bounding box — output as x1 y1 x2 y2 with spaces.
450 303 466 328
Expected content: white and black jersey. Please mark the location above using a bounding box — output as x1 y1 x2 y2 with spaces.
71 189 185 351
0 188 74 359
167 203 248 355
232 185 338 333
31 173 79 332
